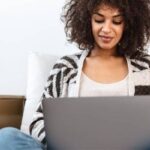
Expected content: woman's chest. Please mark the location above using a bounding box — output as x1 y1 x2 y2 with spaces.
82 57 128 84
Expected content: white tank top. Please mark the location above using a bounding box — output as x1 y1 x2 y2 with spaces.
79 72 129 97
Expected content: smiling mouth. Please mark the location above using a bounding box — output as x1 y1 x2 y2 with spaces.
99 35 113 43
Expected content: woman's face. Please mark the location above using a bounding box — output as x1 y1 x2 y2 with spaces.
91 4 125 52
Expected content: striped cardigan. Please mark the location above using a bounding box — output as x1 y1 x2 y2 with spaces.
30 50 150 144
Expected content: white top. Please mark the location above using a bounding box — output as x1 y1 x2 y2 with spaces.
79 72 129 97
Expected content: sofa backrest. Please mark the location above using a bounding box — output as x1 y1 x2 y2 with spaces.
21 52 59 134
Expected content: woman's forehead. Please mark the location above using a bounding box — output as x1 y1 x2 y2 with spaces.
94 4 121 16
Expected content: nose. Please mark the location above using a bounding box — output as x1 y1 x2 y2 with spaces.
101 21 111 33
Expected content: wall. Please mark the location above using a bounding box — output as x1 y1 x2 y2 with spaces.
0 0 78 95
0 0 149 95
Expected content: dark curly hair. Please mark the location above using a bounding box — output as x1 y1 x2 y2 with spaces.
61 0 150 58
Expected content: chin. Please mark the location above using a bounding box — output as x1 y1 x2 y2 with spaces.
99 45 115 51
98 42 117 50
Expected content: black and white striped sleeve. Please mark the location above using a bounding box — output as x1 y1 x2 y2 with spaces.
29 64 64 144
29 54 79 144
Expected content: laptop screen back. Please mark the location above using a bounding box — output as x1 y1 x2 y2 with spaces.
43 96 150 150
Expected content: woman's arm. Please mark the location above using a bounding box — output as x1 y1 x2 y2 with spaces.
29 65 64 144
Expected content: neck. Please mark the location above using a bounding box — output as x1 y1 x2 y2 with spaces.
89 47 118 59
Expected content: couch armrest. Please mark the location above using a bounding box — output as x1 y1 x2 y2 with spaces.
0 95 25 129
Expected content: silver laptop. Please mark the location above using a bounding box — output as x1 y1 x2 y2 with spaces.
43 96 150 150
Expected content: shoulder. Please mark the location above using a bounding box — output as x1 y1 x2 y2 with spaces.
53 51 84 70
129 52 150 70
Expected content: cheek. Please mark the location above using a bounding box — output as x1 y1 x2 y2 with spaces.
92 24 102 37
91 21 101 34
118 25 124 36
115 26 124 39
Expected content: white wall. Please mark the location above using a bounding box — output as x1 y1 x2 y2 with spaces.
0 0 149 95
0 0 79 95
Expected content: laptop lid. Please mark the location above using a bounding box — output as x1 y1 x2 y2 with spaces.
43 96 150 150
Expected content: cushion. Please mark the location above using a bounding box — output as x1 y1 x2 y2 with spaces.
21 51 59 134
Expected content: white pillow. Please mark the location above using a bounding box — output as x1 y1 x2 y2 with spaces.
21 52 59 134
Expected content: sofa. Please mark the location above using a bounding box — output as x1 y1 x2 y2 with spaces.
0 95 25 128
0 52 59 135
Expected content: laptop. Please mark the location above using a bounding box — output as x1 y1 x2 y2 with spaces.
43 96 150 150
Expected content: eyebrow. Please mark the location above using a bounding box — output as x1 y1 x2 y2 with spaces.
94 12 123 18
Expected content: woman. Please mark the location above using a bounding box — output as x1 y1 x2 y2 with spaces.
0 0 150 149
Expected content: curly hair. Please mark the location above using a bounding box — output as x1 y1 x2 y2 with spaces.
61 0 150 58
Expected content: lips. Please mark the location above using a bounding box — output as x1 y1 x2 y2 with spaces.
99 35 113 43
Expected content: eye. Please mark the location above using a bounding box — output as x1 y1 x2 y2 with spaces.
113 17 124 25
94 20 104 23
113 21 123 25
113 20 124 25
